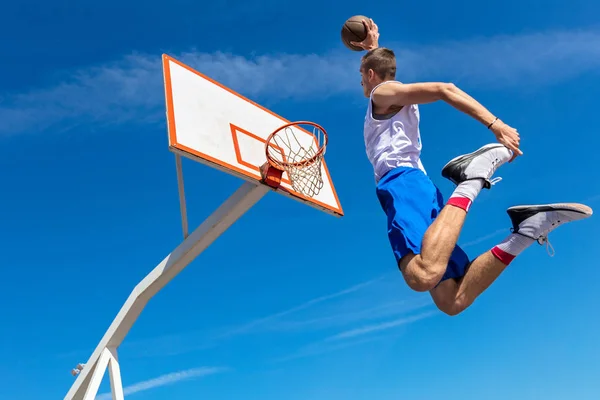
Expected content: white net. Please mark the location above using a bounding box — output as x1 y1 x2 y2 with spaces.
266 123 327 198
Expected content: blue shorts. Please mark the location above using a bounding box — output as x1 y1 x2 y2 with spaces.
376 166 471 284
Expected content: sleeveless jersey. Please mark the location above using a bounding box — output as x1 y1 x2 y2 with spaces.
363 80 426 182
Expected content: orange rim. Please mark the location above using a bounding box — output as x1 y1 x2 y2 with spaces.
264 121 328 170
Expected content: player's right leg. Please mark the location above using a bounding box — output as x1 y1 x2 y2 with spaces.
398 143 513 291
431 202 593 315
376 166 451 291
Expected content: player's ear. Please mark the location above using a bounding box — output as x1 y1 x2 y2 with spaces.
368 69 375 81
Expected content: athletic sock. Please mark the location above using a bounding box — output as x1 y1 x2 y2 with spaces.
447 179 485 212
491 233 535 265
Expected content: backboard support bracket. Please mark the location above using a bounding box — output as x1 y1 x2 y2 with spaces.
63 180 269 400
259 161 283 190
175 154 189 239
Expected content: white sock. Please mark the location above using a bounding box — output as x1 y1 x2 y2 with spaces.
496 233 535 256
449 179 485 202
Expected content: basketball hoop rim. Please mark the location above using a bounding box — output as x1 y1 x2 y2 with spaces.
264 121 328 170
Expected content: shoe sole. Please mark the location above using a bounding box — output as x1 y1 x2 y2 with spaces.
507 203 594 217
441 143 507 184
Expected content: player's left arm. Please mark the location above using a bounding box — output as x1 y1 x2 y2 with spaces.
372 81 523 160
372 81 497 125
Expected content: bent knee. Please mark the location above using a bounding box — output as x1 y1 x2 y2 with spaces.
435 295 468 316
400 259 445 292
404 273 440 292
436 302 462 316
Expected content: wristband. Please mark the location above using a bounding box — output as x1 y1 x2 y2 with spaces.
487 117 498 129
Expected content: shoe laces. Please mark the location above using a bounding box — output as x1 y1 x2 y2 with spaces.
485 156 504 187
538 235 555 257
511 216 564 257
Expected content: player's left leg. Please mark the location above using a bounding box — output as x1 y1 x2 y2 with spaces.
430 203 593 315
430 250 507 316
399 143 512 291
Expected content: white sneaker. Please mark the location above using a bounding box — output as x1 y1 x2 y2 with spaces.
441 143 513 189
507 203 593 255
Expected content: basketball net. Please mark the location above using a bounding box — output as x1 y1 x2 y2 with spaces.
263 121 328 198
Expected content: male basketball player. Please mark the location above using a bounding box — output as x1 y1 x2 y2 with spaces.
349 19 593 315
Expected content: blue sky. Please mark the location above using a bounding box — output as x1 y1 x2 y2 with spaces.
1 0 600 399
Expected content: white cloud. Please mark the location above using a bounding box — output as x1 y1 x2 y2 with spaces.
272 310 436 362
221 275 385 336
460 228 507 249
264 298 431 332
108 274 428 362
96 276 389 360
393 29 600 87
1 28 600 136
323 311 437 342
272 332 400 363
215 273 436 341
95 366 228 399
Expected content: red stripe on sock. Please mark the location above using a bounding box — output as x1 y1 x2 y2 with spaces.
491 246 516 265
447 196 472 212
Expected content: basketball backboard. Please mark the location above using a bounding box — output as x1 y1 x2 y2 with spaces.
162 54 344 217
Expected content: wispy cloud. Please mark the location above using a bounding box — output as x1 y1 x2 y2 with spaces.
261 298 431 333
59 276 394 361
323 311 437 342
272 332 401 363
460 228 507 248
114 274 429 362
273 310 436 362
63 277 433 385
225 277 437 363
2 28 600 136
95 366 228 399
394 29 600 88
222 275 385 337
217 272 437 338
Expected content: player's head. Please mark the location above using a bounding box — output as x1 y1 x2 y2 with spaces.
359 47 396 97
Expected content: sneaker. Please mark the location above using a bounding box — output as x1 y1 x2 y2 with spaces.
441 143 513 189
507 203 593 255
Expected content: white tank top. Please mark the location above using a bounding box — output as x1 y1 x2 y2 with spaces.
364 80 426 182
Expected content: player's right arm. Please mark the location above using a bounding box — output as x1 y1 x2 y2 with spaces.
350 19 379 50
372 82 523 160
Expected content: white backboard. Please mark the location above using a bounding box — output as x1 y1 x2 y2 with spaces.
162 54 343 217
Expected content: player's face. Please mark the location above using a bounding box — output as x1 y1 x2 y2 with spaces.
360 67 377 97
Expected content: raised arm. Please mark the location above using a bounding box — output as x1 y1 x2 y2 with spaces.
372 81 523 161
350 18 379 51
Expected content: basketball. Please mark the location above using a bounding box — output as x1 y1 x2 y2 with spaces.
340 15 369 51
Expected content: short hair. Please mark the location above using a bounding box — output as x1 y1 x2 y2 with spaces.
361 47 396 80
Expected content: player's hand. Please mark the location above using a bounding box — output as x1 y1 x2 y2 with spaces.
490 120 523 162
350 18 380 51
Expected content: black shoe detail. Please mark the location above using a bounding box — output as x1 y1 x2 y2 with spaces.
441 144 506 188
506 203 593 232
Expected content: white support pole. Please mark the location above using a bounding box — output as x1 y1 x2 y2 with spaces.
107 348 124 400
82 348 111 400
64 181 269 400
